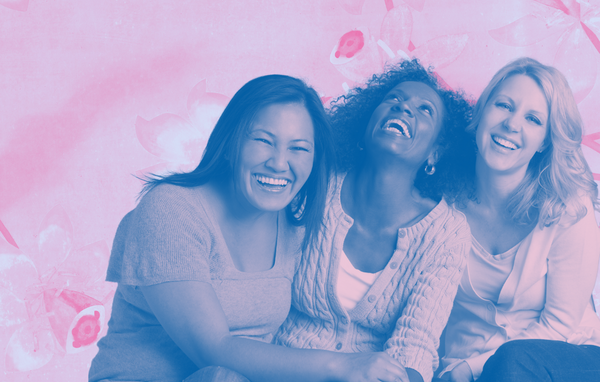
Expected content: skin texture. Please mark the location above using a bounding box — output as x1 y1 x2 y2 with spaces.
235 102 315 214
475 74 549 181
138 102 409 381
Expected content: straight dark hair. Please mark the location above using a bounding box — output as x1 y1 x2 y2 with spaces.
140 74 335 251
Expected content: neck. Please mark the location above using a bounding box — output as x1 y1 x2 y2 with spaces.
350 158 422 223
474 155 527 211
211 177 277 224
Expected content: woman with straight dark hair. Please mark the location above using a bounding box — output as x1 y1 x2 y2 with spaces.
438 58 600 382
89 74 412 382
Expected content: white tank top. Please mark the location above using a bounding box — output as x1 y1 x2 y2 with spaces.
336 250 382 311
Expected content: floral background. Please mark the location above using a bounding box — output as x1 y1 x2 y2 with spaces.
1 0 600 380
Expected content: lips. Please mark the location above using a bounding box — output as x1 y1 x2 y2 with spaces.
492 135 519 150
382 118 412 138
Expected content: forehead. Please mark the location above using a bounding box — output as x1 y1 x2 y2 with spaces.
250 102 314 136
388 81 440 99
493 74 548 109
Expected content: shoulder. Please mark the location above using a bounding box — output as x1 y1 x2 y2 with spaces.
428 198 471 242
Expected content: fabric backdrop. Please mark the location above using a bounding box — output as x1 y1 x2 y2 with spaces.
1 0 600 380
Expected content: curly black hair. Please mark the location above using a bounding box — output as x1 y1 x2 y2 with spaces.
328 59 475 202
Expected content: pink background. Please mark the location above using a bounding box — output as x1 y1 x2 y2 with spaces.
1 0 600 380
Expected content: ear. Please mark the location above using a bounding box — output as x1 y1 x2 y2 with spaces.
428 146 440 165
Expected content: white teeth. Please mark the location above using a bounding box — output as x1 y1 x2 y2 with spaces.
492 136 518 150
256 175 290 186
383 119 411 138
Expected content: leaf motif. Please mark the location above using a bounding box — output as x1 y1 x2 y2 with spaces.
489 14 567 46
46 241 113 301
0 0 28 12
402 0 425 12
337 0 365 15
534 0 572 15
5 318 55 372
0 254 39 300
0 287 28 328
135 114 204 166
380 2 413 53
187 82 229 139
37 205 73 278
410 34 469 70
553 26 598 103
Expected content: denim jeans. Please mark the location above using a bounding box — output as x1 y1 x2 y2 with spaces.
183 366 250 382
477 339 600 382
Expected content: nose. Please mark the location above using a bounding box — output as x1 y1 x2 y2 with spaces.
504 113 522 132
392 101 413 118
265 148 290 172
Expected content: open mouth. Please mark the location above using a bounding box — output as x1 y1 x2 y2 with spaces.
382 119 411 138
254 174 290 191
492 135 518 150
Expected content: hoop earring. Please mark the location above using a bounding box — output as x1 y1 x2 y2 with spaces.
424 163 435 175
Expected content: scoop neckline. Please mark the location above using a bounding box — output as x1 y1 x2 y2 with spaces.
195 186 284 274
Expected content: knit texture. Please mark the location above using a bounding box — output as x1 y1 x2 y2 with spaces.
90 184 302 382
274 174 471 382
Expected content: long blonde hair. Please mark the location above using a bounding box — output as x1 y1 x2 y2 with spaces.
469 57 598 227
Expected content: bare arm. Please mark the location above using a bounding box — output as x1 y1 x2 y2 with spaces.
141 280 410 382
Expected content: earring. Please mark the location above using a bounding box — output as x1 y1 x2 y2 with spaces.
357 140 364 151
424 163 435 175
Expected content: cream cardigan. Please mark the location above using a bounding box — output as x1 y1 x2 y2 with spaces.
440 197 600 379
275 174 471 382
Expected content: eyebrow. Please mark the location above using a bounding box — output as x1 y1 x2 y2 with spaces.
392 89 439 110
251 129 314 145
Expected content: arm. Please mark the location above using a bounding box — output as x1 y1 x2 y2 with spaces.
510 204 600 342
141 280 410 382
385 240 469 382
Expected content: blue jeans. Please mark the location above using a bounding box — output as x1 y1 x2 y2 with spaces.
477 339 600 382
183 366 250 382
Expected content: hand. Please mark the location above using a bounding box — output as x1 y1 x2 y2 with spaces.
334 352 409 382
441 361 473 382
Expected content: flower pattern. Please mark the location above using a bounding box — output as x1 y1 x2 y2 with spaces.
135 80 229 177
489 0 600 102
0 207 114 372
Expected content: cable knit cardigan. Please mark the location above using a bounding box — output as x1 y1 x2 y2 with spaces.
275 174 471 382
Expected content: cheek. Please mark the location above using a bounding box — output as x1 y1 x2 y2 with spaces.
292 154 315 182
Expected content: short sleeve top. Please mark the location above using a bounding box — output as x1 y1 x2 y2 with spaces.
89 184 303 382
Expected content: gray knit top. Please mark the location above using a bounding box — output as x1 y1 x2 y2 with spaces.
89 184 302 382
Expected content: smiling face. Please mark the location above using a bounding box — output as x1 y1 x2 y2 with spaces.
364 81 445 167
235 102 315 213
476 74 549 176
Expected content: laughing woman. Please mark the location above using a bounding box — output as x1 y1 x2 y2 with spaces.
275 59 474 382
89 75 413 382
438 58 600 382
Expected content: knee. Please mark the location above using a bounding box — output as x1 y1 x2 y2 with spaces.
479 340 549 382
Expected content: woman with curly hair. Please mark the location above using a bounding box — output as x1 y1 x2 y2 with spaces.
437 58 600 382
275 59 474 382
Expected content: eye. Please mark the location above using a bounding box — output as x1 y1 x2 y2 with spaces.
254 138 272 145
526 115 542 125
291 146 310 152
496 102 511 111
419 105 433 115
